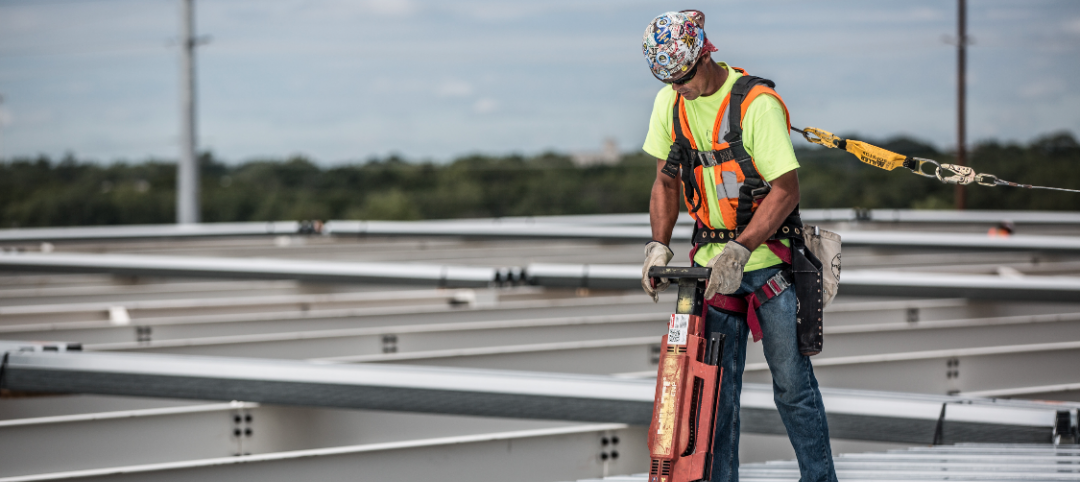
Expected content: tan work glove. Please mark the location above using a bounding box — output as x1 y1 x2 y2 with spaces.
704 241 751 299
641 241 674 303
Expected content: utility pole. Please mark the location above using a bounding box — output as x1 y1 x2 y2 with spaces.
177 0 199 224
955 0 967 210
0 94 5 161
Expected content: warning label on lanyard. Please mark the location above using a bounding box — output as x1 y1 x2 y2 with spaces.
668 314 689 345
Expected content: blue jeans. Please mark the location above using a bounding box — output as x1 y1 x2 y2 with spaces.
706 266 837 482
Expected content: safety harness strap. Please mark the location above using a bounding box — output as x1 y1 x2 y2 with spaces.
671 94 693 149
725 76 786 233
662 96 689 178
669 95 705 214
724 76 776 143
728 76 805 241
704 270 793 342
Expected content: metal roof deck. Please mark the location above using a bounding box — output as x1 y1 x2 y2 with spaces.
3 211 1080 480
578 444 1080 482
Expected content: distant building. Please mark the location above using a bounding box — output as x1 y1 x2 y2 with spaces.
571 138 620 167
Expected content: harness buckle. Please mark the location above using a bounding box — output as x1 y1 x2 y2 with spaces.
697 151 719 168
714 148 736 163
660 159 680 178
767 272 791 294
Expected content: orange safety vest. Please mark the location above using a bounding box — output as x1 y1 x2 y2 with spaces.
660 68 804 251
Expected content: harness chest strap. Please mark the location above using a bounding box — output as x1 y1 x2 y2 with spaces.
704 270 793 342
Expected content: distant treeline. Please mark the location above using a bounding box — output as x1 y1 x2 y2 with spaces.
2 132 1078 228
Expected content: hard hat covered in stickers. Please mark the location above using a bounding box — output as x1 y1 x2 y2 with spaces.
642 10 718 82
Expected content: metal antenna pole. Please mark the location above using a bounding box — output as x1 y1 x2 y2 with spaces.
955 0 967 211
177 0 199 224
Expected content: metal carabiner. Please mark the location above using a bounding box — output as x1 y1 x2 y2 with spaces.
800 127 842 149
975 173 1002 187
909 157 940 178
936 163 977 185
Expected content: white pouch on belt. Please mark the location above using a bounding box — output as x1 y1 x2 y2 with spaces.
803 225 841 307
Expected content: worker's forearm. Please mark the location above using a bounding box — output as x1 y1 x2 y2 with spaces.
733 170 800 251
650 162 681 245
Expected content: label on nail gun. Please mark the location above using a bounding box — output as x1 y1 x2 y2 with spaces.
668 314 689 345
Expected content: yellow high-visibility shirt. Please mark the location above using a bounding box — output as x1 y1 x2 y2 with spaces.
643 62 800 271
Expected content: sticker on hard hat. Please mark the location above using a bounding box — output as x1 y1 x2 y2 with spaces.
668 314 689 345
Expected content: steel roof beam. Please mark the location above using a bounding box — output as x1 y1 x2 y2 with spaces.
0 222 303 244
0 292 666 341
324 220 670 242
65 310 1080 370
0 252 495 288
0 286 496 323
78 312 663 357
0 402 597 479
1 210 1077 245
525 263 1080 302
7 299 1032 360
1 349 1073 446
1 422 643 482
327 221 1080 253
5 252 1080 296
1 350 652 425
278 332 1080 398
463 210 1080 226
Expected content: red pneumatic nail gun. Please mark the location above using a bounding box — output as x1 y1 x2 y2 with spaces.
646 266 725 482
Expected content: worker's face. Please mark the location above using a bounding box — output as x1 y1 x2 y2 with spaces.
669 55 706 100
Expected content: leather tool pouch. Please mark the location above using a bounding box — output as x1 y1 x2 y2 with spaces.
802 225 841 308
792 240 824 356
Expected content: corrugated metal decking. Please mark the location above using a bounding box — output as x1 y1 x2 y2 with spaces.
4 210 1080 480
578 444 1080 481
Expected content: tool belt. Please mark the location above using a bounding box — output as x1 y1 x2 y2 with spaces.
691 224 805 244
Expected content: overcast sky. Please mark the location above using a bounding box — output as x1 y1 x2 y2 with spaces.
1 0 1078 164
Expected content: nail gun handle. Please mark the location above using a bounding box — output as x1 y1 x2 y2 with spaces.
648 266 711 280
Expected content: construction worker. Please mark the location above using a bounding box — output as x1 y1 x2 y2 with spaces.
988 220 1014 237
639 10 838 482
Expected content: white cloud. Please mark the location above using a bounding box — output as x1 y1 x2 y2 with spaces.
472 97 498 114
16 108 53 127
362 0 418 17
907 7 942 21
1065 18 1080 35
1020 78 1067 100
436 79 474 98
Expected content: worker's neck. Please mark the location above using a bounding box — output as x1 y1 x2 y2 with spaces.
698 61 728 98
